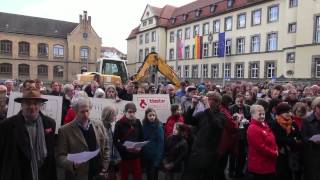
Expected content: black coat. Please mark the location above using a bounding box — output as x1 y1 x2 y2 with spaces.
0 111 57 180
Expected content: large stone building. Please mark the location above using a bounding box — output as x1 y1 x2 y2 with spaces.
0 11 101 82
127 0 320 84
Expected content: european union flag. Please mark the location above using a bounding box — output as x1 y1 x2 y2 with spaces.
218 32 225 57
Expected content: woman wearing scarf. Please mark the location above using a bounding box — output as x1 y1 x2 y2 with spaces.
270 102 302 180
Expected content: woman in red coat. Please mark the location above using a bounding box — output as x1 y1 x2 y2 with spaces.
247 104 278 180
165 104 184 138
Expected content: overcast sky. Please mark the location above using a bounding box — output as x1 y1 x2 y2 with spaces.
1 0 194 54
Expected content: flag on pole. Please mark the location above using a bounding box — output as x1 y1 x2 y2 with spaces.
176 37 184 60
218 32 225 57
194 35 203 59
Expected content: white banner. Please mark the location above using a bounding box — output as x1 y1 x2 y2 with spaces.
89 98 129 121
7 92 63 134
133 94 171 123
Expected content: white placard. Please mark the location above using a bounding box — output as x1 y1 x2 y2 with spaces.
133 94 171 123
7 92 63 134
88 98 129 121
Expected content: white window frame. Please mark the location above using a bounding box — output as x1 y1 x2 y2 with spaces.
185 46 190 59
251 35 260 53
224 63 231 78
184 65 189 78
185 27 191 39
237 38 245 54
203 43 209 57
170 32 175 43
213 42 218 56
192 65 199 78
236 64 244 78
145 33 149 43
225 17 232 31
315 16 320 43
211 64 219 78
203 64 208 78
53 45 64 57
289 0 298 7
252 9 261 26
266 62 276 78
194 25 200 37
139 35 143 44
151 31 156 42
169 49 174 60
237 13 246 29
226 39 232 55
250 63 259 78
267 32 278 51
288 23 297 33
203 23 209 35
213 20 220 33
268 5 279 22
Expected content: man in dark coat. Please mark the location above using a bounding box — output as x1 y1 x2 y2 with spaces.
183 91 226 180
0 88 57 180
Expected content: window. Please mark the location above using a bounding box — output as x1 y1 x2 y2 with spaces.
177 29 183 39
212 42 218 56
38 43 48 57
145 48 149 58
170 32 175 43
288 23 297 33
267 32 278 51
53 65 63 77
18 64 29 76
143 21 147 26
223 63 231 78
213 20 220 33
145 33 149 43
177 66 181 77
148 18 153 24
185 46 190 59
194 25 200 37
237 38 245 54
139 34 143 44
211 64 219 78
268 5 279 22
171 17 176 24
192 65 198 78
80 47 89 62
183 14 188 21
225 17 232 31
169 49 174 60
251 35 260 53
226 39 232 55
266 62 276 78
139 49 143 62
151 31 156 42
202 64 208 78
287 52 295 63
289 0 298 7
185 27 191 39
227 0 234 8
250 63 259 78
203 23 209 35
235 64 244 78
210 4 217 13
316 59 320 77
252 9 261 26
37 65 48 76
18 41 30 56
237 13 246 29
0 63 12 75
151 47 156 52
203 43 209 57
195 9 201 17
53 45 64 57
184 65 189 78
0 40 12 54
315 16 320 43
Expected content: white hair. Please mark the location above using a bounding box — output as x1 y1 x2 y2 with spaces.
94 88 105 98
71 91 92 110
250 104 264 115
63 84 74 94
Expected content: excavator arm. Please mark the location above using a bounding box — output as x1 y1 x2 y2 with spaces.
133 52 180 87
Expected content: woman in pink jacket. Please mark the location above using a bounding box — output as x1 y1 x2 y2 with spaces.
247 104 278 180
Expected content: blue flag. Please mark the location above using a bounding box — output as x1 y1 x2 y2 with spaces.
218 32 225 57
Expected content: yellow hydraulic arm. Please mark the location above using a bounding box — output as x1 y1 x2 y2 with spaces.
133 52 180 87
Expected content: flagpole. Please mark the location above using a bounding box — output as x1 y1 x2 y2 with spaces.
222 50 226 87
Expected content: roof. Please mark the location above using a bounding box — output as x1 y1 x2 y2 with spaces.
0 12 78 38
101 46 125 55
127 0 268 39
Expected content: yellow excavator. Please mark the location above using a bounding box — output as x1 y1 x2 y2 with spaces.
133 52 180 87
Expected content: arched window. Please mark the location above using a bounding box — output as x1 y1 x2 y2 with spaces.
18 64 30 76
38 43 48 57
0 63 12 76
18 41 30 56
53 65 63 77
0 40 12 54
53 45 64 58
38 65 48 76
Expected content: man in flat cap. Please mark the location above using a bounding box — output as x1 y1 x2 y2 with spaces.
0 88 57 180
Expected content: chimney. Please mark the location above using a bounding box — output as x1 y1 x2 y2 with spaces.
88 16 91 25
79 15 82 23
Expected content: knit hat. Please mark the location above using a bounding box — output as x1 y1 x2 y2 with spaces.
276 102 291 115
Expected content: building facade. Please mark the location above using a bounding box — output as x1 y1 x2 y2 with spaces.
0 11 101 83
127 0 320 84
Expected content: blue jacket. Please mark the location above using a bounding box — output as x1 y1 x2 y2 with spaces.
142 121 164 167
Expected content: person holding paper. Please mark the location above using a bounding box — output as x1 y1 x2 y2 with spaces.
302 97 320 180
114 102 144 180
142 108 164 180
56 92 110 180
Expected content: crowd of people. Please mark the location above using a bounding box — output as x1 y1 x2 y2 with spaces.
0 78 320 180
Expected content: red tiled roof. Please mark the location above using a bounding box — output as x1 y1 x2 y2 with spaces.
101 46 124 55
126 26 139 40
127 0 268 39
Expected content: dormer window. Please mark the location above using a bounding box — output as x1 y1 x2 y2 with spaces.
195 9 201 17
210 4 217 13
183 14 188 21
171 17 176 24
227 0 234 8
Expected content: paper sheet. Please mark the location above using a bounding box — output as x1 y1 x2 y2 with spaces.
309 134 320 142
123 141 149 149
67 149 100 163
